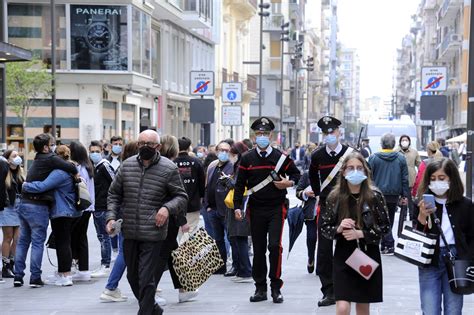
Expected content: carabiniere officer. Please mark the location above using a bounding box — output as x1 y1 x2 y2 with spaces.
233 117 301 304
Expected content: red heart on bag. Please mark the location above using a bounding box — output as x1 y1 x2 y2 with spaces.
359 265 372 277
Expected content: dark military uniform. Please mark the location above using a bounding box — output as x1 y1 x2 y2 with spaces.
308 116 349 307
233 117 301 304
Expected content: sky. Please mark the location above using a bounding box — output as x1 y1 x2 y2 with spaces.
307 0 420 102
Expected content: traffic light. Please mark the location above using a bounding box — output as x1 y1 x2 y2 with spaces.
258 2 271 17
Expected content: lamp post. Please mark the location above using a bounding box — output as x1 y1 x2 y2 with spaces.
51 0 57 138
466 0 474 199
258 1 270 117
293 41 303 146
304 56 314 142
279 22 290 144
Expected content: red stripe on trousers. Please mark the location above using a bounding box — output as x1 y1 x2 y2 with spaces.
276 203 287 282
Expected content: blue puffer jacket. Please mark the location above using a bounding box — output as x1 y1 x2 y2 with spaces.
368 151 410 198
22 169 80 219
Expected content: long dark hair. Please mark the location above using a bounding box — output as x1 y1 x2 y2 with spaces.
3 150 24 189
70 141 94 178
122 141 138 161
327 152 377 227
230 141 248 173
417 158 464 203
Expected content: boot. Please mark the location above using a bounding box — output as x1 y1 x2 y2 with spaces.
2 258 14 278
9 259 15 277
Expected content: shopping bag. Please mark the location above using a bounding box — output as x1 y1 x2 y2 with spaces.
394 225 437 267
171 228 224 291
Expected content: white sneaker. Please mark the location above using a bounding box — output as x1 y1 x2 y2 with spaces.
155 295 167 306
178 290 198 303
44 272 60 285
72 271 91 282
100 288 128 302
55 275 73 287
91 265 111 278
233 276 253 283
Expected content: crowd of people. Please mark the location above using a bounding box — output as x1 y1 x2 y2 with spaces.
0 115 472 315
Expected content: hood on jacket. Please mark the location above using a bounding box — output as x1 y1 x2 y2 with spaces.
377 151 400 161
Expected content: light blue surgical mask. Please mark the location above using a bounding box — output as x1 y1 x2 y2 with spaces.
345 170 367 185
197 152 204 159
90 152 102 164
325 134 338 145
112 145 122 155
11 156 22 166
256 136 270 149
218 151 229 162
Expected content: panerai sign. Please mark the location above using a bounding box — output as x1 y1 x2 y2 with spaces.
75 7 122 15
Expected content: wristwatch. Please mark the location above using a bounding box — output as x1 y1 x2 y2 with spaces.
86 22 117 53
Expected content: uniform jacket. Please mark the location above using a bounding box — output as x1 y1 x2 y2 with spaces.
107 153 188 242
414 196 474 267
368 151 410 199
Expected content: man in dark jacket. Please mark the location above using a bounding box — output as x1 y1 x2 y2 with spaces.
89 141 116 278
290 142 305 168
174 137 205 242
14 133 78 288
233 117 301 304
368 132 410 255
106 130 188 315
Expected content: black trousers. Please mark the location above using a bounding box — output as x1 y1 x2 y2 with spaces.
249 203 286 292
71 211 91 271
316 200 334 299
155 216 182 290
124 239 163 315
51 217 74 273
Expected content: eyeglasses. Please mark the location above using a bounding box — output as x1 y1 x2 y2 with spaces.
138 141 158 147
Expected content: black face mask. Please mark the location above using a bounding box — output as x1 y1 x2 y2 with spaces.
139 146 157 160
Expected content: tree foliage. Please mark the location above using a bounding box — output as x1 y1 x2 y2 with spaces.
6 59 52 125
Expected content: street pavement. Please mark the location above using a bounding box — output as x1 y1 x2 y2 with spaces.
1 188 473 314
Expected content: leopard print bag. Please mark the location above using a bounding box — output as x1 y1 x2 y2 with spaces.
171 228 224 291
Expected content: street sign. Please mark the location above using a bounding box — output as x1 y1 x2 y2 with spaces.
190 71 215 96
190 99 215 123
421 66 447 92
222 82 242 103
222 105 242 126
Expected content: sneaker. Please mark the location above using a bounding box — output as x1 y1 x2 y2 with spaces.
233 276 253 283
155 295 167 306
178 289 199 303
13 277 23 287
72 271 91 282
91 265 111 278
381 248 395 256
54 275 73 287
29 278 44 288
100 288 128 302
44 272 60 285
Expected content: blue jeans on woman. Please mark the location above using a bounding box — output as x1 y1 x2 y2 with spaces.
418 245 463 315
93 211 112 267
105 233 126 290
14 201 49 281
230 236 251 277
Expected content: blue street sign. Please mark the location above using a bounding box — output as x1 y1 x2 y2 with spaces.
227 91 237 101
427 76 440 89
196 81 208 93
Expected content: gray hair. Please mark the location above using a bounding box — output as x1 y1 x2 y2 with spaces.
381 133 396 150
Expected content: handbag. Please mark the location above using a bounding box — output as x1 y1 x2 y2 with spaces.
74 177 92 211
434 213 474 295
345 235 379 280
171 228 224 291
224 187 247 209
394 225 437 266
302 199 316 221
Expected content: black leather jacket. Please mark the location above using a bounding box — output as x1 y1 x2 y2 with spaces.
321 190 391 245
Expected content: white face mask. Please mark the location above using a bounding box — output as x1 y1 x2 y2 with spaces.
401 140 409 148
429 180 450 196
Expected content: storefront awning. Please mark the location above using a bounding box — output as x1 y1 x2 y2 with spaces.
446 132 467 143
0 42 32 62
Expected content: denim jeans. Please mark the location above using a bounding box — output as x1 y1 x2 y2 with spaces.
208 209 228 267
106 233 126 290
230 236 251 277
93 211 111 267
305 218 318 262
14 201 49 280
381 201 398 250
418 246 463 315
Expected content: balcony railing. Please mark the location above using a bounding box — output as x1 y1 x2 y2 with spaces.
437 32 461 60
182 0 212 28
263 14 284 31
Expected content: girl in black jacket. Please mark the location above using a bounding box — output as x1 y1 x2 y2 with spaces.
415 158 474 315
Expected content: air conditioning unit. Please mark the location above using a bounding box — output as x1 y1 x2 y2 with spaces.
450 34 461 42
